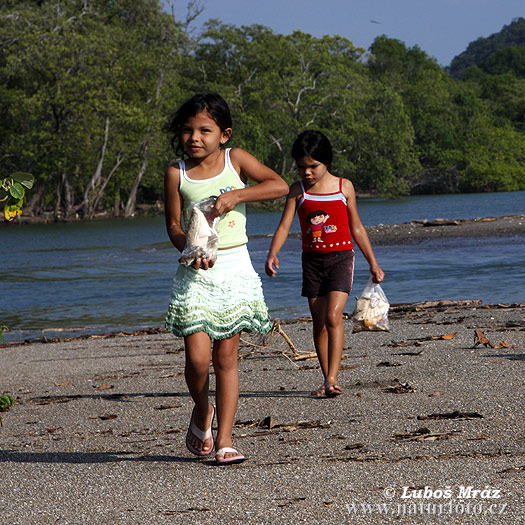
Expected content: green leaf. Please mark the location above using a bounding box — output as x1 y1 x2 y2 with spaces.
0 188 8 202
0 394 15 411
9 182 25 200
10 172 34 189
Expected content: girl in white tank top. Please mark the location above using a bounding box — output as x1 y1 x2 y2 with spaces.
163 92 288 464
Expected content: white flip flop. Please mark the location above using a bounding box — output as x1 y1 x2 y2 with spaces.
215 447 245 465
185 405 215 456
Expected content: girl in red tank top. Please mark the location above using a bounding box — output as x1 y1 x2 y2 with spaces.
265 130 384 398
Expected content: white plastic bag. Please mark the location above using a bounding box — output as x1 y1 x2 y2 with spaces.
352 277 390 332
179 197 220 267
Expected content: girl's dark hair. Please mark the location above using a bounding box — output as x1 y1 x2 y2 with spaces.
164 92 233 156
291 130 333 170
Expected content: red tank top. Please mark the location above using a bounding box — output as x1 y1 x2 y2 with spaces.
297 178 354 253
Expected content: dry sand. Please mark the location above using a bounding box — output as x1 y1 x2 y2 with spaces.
1 300 524 524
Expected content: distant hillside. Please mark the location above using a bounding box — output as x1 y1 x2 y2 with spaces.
448 17 525 78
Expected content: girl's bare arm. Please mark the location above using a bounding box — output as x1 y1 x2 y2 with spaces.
265 182 301 277
164 164 186 253
343 179 384 283
214 148 289 215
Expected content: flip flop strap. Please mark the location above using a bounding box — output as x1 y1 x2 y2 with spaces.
189 419 212 442
216 447 240 455
188 406 214 442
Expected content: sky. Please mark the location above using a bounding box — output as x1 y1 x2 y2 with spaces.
167 0 524 66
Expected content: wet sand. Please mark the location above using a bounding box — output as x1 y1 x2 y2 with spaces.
1 301 523 524
365 214 524 245
254 214 525 247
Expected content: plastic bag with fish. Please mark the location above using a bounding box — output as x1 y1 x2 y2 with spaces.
179 197 221 267
352 277 390 331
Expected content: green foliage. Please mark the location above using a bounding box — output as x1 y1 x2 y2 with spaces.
480 46 525 77
459 119 525 192
1 0 186 218
465 73 525 132
448 17 525 79
1 4 523 210
192 23 367 179
368 33 525 195
0 395 14 411
0 394 15 426
0 172 34 220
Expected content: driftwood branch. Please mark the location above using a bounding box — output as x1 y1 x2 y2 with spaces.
239 320 317 362
272 321 299 356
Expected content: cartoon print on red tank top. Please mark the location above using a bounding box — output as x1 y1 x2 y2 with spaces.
298 178 354 253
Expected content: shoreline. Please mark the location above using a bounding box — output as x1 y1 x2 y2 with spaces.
4 210 523 249
1 302 523 523
244 214 525 245
5 208 524 234
365 214 524 245
2 214 522 346
2 299 523 347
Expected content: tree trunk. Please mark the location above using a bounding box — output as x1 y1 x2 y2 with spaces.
270 134 287 177
62 171 74 219
121 69 164 219
124 144 148 218
54 181 62 221
114 174 120 217
25 172 53 217
89 152 128 220
80 116 110 218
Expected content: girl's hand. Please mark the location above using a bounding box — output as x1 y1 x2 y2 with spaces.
370 265 385 283
265 254 279 277
189 256 215 270
213 191 239 216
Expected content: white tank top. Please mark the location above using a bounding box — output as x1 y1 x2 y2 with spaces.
178 149 248 248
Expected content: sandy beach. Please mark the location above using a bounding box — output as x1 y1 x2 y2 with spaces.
1 298 524 524
1 215 524 523
364 214 524 245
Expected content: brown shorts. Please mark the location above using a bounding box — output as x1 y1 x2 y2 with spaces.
301 250 355 298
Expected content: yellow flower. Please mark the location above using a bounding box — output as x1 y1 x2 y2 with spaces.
4 204 22 221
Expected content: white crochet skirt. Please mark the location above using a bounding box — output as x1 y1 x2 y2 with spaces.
165 245 272 340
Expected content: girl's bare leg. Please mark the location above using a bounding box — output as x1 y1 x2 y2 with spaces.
308 291 348 395
308 296 329 381
324 291 349 393
212 333 241 460
184 331 215 454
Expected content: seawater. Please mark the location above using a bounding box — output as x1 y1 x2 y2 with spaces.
1 191 524 342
